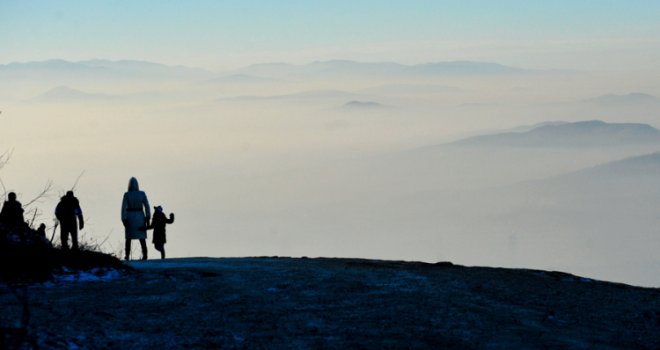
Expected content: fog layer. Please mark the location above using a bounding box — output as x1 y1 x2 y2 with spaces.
1 59 659 286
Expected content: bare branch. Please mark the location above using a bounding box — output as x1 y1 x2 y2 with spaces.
50 220 59 243
0 148 13 169
98 230 112 249
70 170 86 192
0 176 6 199
0 148 13 198
29 208 39 228
23 180 54 208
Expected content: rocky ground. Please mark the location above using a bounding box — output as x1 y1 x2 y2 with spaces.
1 257 659 349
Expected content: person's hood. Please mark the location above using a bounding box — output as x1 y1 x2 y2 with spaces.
128 177 140 192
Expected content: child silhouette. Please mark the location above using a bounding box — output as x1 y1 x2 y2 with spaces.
150 205 174 259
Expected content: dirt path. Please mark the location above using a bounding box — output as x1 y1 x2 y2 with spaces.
1 257 659 349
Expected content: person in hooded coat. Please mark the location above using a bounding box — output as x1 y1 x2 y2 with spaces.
121 177 151 260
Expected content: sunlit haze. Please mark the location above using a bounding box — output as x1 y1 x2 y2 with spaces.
1 1 660 287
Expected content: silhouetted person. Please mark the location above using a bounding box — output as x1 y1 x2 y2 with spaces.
55 191 84 250
37 223 47 238
0 192 26 228
121 177 150 261
150 205 174 259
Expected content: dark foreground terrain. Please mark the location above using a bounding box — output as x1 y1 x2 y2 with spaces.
1 257 659 349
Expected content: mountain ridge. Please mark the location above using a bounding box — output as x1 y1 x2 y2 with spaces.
581 92 660 106
234 59 532 78
30 85 119 102
0 59 213 80
1 58 548 81
448 120 660 148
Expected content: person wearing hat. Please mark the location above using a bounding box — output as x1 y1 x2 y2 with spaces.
150 205 174 259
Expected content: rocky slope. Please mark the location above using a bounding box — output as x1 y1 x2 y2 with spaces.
1 257 658 349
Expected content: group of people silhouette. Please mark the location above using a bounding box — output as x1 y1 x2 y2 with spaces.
0 177 174 261
121 177 174 260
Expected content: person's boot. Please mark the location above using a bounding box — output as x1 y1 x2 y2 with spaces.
125 240 131 261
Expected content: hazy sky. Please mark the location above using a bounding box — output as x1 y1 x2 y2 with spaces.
2 0 660 70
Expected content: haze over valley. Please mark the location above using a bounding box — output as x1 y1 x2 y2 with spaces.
2 57 660 287
3 1 660 288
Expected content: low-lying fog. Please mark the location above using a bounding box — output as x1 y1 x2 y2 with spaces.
1 60 660 286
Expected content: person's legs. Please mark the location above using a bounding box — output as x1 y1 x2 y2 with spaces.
60 226 69 250
125 239 131 260
139 239 147 260
71 232 78 250
70 225 79 251
155 243 165 259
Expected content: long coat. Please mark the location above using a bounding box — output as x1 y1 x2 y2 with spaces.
121 177 151 240
151 211 174 245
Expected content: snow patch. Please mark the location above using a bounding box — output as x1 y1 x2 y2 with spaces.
52 268 124 283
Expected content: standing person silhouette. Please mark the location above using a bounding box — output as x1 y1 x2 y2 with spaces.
55 191 84 250
121 177 151 261
151 205 174 259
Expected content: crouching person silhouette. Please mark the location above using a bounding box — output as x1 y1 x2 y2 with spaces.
121 177 150 261
150 205 174 259
55 191 84 250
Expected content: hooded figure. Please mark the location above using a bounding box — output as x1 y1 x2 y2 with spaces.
121 177 151 260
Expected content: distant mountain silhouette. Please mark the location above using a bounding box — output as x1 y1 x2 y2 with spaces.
219 89 364 102
0 59 212 80
30 86 119 103
580 93 660 106
202 74 280 85
235 60 406 78
2 58 535 81
449 120 660 148
545 152 660 185
403 61 524 75
235 60 530 79
506 121 569 133
507 152 660 207
1 59 91 71
340 100 389 110
360 84 462 96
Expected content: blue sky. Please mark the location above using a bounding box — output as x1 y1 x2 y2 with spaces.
2 0 659 70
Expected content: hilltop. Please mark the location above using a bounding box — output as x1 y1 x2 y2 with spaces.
1 257 658 349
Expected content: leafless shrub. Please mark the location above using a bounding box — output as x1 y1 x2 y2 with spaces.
22 180 54 209
0 149 13 199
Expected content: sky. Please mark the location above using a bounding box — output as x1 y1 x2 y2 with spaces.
2 0 660 70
